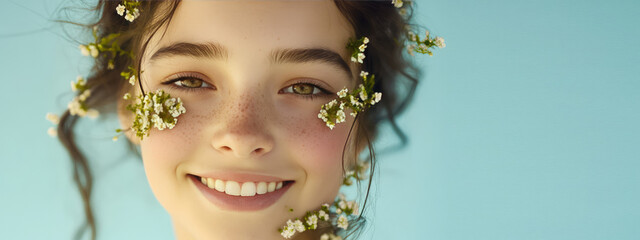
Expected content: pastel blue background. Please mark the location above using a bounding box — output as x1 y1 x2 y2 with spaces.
1 0 639 239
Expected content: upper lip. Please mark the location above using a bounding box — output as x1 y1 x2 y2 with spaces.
191 172 292 183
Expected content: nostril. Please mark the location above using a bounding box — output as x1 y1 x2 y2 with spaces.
253 148 264 155
220 146 232 151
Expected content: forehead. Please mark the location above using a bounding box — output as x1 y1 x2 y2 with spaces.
145 1 355 63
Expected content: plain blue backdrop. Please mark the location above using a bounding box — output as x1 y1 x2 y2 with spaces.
1 0 639 239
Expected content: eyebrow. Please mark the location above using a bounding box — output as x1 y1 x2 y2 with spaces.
150 41 352 79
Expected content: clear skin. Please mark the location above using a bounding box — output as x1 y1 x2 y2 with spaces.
119 1 361 239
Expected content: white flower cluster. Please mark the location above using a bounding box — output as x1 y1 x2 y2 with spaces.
349 37 369 63
318 70 382 130
78 44 99 58
68 76 99 119
126 89 186 140
116 1 141 22
343 160 371 186
406 29 446 56
279 194 359 239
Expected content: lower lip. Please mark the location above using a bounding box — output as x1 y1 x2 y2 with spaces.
189 175 293 211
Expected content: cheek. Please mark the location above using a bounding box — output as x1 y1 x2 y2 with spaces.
279 108 352 174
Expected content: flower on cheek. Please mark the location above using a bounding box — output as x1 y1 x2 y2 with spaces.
125 89 186 140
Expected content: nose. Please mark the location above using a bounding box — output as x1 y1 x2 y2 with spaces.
210 93 275 159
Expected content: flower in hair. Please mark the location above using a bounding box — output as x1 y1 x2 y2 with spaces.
45 113 60 137
68 76 99 118
125 89 186 140
392 0 404 8
347 36 369 63
405 28 446 56
318 71 381 130
116 1 141 22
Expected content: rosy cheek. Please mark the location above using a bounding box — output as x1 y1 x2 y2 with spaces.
279 109 352 172
140 106 212 164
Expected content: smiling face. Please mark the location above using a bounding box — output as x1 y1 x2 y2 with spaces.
128 1 359 239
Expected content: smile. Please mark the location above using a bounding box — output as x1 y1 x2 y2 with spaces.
188 174 294 211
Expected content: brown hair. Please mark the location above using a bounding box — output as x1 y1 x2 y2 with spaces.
57 1 421 239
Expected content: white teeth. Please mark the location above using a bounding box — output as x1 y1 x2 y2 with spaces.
241 182 257 196
214 179 225 192
256 182 267 194
198 176 286 196
206 178 215 189
225 181 241 196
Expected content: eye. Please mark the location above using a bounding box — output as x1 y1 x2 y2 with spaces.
281 82 330 100
290 83 320 95
162 73 215 91
175 78 206 88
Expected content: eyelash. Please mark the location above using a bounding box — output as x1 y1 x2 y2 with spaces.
162 74 332 100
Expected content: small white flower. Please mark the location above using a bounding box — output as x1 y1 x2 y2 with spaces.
359 91 367 102
408 31 417 42
318 210 329 221
337 214 349 230
124 12 135 22
47 127 57 137
360 71 369 78
357 52 365 63
350 56 357 62
132 8 140 18
349 95 361 107
116 4 126 16
373 92 382 103
154 102 163 114
320 234 330 240
358 44 366 52
107 62 115 70
322 203 330 209
88 45 99 58
76 76 85 86
123 93 131 100
86 109 99 119
338 200 347 210
392 0 403 8
363 37 369 44
79 45 90 56
336 109 345 123
129 75 136 85
78 89 91 101
336 208 342 214
280 226 295 239
112 136 119 142
46 113 60 125
337 88 348 98
434 36 446 48
306 214 318 229
293 219 305 232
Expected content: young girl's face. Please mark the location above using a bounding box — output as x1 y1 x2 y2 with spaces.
130 1 358 239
